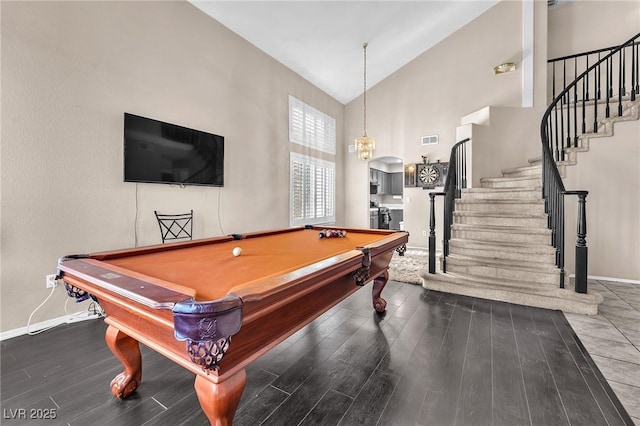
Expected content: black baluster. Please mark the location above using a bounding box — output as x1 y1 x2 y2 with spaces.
635 43 640 94
566 64 572 150
585 56 590 99
582 69 587 133
550 178 556 249
594 60 598 133
456 149 461 198
558 189 565 289
609 51 614 97
428 193 438 274
632 43 637 101
573 59 578 148
606 55 611 118
560 98 565 160
443 193 451 274
619 48 624 116
553 65 560 161
597 52 602 100
461 142 467 190
622 46 627 98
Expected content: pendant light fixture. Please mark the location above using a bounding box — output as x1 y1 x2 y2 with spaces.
355 43 375 160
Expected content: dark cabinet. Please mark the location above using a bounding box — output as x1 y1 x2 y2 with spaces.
370 169 387 194
379 171 388 194
391 172 403 195
370 169 402 195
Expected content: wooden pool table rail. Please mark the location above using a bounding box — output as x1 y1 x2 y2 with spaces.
57 226 408 425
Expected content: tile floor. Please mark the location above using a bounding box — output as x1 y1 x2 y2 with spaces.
565 279 640 425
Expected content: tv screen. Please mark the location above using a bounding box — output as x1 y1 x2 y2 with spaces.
124 113 224 187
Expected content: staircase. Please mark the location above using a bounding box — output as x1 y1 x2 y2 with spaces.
420 98 638 315
420 33 639 315
421 98 638 315
421 159 603 315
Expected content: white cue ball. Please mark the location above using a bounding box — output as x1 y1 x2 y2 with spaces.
232 247 242 257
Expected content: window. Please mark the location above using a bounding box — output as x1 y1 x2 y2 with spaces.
288 96 336 154
288 96 336 226
290 153 335 226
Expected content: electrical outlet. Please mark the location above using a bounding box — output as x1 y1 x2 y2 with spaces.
46 274 58 288
422 230 427 237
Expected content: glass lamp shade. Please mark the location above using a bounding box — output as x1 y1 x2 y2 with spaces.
355 135 375 160
494 62 516 74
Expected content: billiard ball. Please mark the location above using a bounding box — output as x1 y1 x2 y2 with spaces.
232 247 242 257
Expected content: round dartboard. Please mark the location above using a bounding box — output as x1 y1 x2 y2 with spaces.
419 165 440 184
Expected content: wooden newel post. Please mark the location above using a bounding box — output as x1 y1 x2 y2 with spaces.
574 192 588 293
428 193 437 274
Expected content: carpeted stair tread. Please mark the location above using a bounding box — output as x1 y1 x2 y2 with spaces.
420 271 603 315
456 198 545 205
462 187 540 194
449 238 556 255
452 223 551 235
501 164 542 176
453 211 548 219
446 253 559 273
424 270 556 291
480 175 541 183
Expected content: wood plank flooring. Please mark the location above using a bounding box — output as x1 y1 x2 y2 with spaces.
1 281 633 425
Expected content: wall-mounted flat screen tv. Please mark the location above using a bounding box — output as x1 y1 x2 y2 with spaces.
124 113 224 187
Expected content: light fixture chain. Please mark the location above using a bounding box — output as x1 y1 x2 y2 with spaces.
354 41 374 161
363 42 368 137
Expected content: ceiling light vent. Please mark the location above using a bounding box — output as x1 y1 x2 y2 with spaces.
421 135 439 145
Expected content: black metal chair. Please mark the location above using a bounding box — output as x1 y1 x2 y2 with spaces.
154 210 193 244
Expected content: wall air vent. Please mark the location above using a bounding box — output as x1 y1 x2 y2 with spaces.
421 135 439 145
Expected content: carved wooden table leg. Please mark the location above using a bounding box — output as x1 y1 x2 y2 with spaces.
195 369 247 426
372 270 389 312
105 325 142 399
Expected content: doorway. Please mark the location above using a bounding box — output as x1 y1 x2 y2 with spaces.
368 156 404 231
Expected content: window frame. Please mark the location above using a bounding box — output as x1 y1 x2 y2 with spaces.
289 152 335 227
288 95 336 155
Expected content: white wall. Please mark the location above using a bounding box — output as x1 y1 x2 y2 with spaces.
464 105 546 187
0 1 344 332
548 0 639 58
548 0 640 280
562 119 640 281
344 0 549 248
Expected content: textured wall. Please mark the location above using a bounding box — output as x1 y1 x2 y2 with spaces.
548 0 640 59
343 0 545 247
548 0 640 280
1 1 344 332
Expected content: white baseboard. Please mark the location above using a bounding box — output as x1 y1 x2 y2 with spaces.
0 311 102 341
569 274 640 285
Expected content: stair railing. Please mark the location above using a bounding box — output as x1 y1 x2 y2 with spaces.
547 34 639 161
428 138 470 274
542 33 640 293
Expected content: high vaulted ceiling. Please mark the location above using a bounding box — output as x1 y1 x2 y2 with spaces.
190 1 500 104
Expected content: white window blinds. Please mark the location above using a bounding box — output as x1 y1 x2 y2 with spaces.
288 96 336 154
290 153 335 226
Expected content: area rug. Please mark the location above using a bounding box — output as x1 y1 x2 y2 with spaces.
387 249 429 285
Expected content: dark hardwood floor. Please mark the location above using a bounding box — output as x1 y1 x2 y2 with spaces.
1 280 633 425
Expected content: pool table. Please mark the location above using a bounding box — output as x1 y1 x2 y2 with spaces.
57 225 408 425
